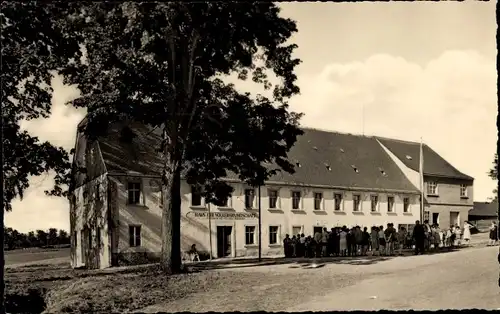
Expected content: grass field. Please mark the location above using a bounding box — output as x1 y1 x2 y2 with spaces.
5 248 70 267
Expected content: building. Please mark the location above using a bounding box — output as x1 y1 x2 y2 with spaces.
70 120 474 269
377 138 474 229
469 201 498 231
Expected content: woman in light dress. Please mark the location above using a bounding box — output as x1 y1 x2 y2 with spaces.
462 221 471 245
339 226 348 256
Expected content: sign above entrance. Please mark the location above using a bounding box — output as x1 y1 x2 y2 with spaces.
187 211 258 220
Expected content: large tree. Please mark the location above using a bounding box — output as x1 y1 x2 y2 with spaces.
1 2 82 310
62 3 304 273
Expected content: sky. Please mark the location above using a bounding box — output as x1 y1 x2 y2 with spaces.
6 1 497 233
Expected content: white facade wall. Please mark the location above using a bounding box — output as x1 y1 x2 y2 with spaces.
180 181 419 258
72 174 110 269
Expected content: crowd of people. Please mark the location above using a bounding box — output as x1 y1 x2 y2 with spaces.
283 219 478 258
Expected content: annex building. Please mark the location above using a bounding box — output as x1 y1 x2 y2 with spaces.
70 120 474 269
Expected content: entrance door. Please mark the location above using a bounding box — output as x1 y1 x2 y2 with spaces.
432 213 439 225
313 226 323 235
217 226 232 258
450 211 459 226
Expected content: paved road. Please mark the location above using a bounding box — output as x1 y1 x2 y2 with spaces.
288 246 500 311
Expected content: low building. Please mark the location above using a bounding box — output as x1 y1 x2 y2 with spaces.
469 201 498 231
70 120 473 269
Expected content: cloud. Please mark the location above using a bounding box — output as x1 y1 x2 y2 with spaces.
5 50 497 232
20 74 85 151
289 50 497 201
7 75 86 232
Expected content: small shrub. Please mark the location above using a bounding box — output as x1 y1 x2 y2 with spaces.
6 288 46 314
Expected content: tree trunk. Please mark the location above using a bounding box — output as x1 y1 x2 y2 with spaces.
160 154 182 274
1 204 5 313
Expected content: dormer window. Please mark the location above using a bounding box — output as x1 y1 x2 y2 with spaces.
406 155 412 160
324 163 332 171
351 165 359 173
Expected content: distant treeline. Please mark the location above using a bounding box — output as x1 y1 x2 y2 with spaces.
4 227 70 250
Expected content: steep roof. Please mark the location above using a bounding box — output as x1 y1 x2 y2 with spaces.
376 137 473 181
469 201 498 218
96 122 420 193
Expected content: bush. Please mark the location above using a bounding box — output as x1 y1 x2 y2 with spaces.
6 288 46 314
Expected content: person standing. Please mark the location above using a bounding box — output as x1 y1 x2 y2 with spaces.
488 221 498 246
454 225 462 247
361 227 370 256
283 234 291 258
396 226 406 256
354 226 363 256
423 220 431 252
339 226 348 257
412 220 425 255
378 225 386 256
314 229 322 257
462 222 471 246
370 226 379 256
321 227 329 257
299 233 306 257
384 223 393 256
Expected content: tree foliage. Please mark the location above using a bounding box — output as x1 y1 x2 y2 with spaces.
59 3 303 273
488 153 498 201
1 2 82 211
4 227 70 250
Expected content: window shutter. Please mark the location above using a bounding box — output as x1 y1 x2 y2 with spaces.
278 224 282 244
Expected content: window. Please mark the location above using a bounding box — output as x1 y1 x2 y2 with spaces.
95 183 100 201
129 225 141 247
96 228 101 246
387 196 395 212
334 193 343 211
219 194 230 207
191 186 202 207
313 192 323 210
88 228 92 248
292 226 302 236
353 194 361 211
83 191 89 205
403 197 410 213
244 189 255 209
245 226 255 245
460 184 467 197
424 211 430 222
73 231 77 247
370 195 378 212
427 181 438 195
292 191 301 210
269 226 279 245
127 182 141 205
268 189 278 209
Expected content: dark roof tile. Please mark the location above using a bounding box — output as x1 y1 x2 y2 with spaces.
96 123 420 193
470 201 498 217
